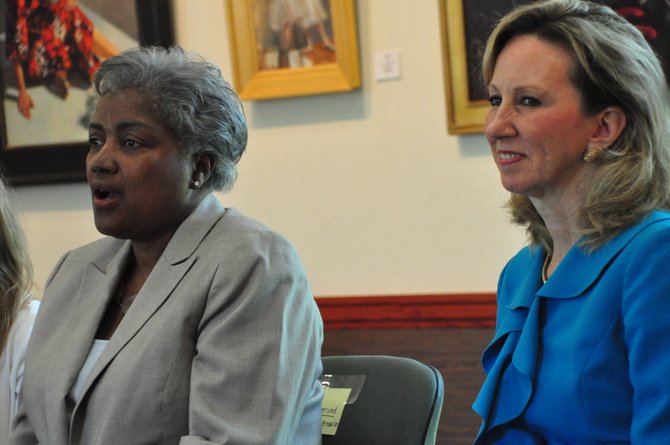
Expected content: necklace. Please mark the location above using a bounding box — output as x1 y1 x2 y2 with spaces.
541 254 551 283
115 293 137 315
114 282 137 315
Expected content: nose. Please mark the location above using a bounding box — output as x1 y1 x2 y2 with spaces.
87 141 118 175
484 104 517 142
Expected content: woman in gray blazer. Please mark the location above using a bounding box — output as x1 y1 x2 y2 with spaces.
11 46 324 445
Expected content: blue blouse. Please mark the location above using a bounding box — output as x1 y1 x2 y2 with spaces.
473 211 670 444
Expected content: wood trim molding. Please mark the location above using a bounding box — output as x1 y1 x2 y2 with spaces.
315 293 496 330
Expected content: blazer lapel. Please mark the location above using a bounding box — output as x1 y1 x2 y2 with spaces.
473 249 544 436
475 210 670 443
43 241 130 443
539 210 670 299
73 196 226 407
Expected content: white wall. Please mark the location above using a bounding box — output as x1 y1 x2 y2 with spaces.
13 0 526 298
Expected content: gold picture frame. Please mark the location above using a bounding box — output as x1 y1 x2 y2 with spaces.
439 0 670 135
226 0 361 100
439 0 489 135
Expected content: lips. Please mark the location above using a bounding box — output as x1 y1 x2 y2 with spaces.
91 185 121 209
497 150 524 165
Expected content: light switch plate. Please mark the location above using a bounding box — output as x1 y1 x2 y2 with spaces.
374 51 401 81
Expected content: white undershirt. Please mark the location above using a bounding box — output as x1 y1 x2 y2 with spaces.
69 339 108 404
0 299 39 441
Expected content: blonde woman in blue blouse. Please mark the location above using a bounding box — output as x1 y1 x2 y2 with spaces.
474 0 670 443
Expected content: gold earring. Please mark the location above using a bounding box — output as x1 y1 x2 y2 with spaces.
583 146 599 162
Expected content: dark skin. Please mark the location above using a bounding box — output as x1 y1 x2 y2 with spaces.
87 89 213 339
95 255 151 340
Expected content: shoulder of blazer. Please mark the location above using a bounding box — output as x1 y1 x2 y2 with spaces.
211 207 299 258
215 207 280 238
538 210 670 299
50 237 128 276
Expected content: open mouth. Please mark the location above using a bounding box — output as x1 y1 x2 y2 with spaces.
94 189 118 201
499 152 521 160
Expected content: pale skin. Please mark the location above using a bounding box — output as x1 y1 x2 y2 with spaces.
87 89 212 339
485 34 626 277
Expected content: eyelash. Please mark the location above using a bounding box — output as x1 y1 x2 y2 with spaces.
123 139 141 149
487 95 541 107
519 96 541 106
87 137 144 150
88 136 103 149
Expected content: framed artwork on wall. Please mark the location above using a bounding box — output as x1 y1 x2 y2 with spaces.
226 0 360 100
0 0 174 185
439 0 670 135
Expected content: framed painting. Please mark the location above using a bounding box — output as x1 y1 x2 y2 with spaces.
0 0 174 185
226 0 360 100
440 0 670 135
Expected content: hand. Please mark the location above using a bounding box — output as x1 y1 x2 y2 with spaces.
17 90 34 119
65 0 79 10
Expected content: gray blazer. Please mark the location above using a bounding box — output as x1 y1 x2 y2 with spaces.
11 196 324 445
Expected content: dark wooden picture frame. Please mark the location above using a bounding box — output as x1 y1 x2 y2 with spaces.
0 0 174 185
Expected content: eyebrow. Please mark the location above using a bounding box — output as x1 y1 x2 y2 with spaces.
487 83 544 94
88 120 154 133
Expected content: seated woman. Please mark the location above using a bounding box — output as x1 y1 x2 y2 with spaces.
473 0 670 443
11 46 323 445
0 175 39 442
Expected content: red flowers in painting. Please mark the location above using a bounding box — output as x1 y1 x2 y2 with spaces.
6 0 100 82
614 5 659 40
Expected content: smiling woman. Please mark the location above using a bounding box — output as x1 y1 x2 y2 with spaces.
472 0 670 444
484 34 621 201
11 46 324 445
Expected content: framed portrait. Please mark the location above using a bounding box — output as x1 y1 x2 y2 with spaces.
226 0 360 100
439 0 670 135
0 0 174 185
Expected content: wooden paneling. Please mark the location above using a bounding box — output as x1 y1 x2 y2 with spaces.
316 293 496 330
316 294 497 443
322 327 493 445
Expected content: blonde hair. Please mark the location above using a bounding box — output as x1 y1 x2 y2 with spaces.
483 0 670 253
0 175 33 352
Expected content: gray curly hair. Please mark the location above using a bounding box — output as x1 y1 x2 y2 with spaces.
94 45 248 192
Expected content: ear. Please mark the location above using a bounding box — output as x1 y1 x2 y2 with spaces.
588 106 627 154
190 153 214 188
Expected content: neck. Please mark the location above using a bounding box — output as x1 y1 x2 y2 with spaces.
128 196 204 286
533 193 582 249
119 253 148 298
130 232 173 280
531 195 583 279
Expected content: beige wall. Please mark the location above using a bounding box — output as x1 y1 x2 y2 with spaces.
13 0 526 298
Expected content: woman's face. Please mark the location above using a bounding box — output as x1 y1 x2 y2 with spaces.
86 89 197 242
485 34 602 201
